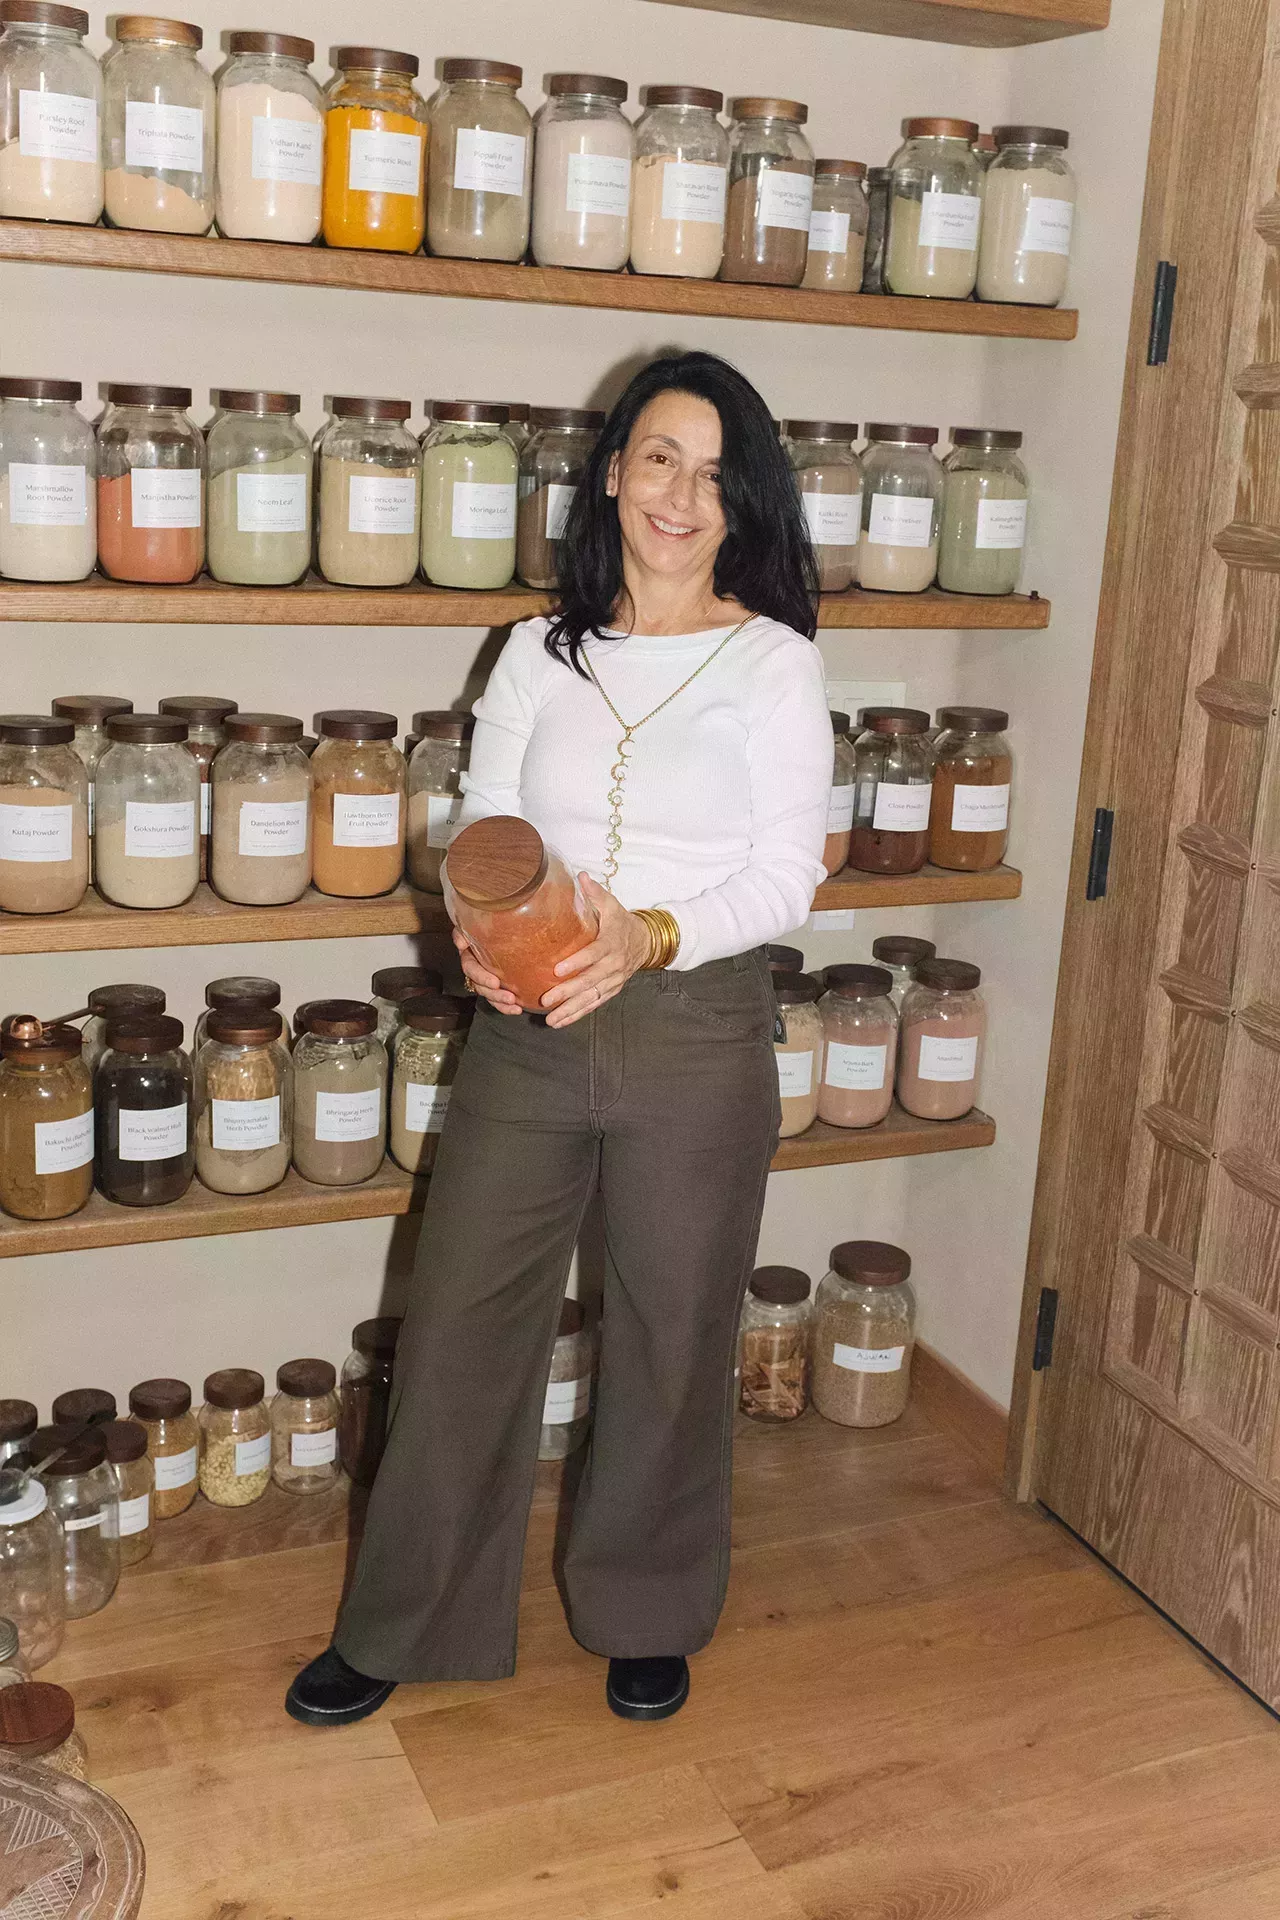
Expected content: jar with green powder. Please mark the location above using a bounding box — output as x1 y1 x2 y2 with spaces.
420 401 518 590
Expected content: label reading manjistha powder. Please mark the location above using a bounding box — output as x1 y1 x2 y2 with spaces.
211 1095 281 1151
917 190 980 250
758 168 814 232
917 1033 978 1082
347 126 421 195
776 1051 814 1098
252 114 323 186
125 799 195 859
118 1102 188 1162
404 1082 451 1134
236 471 307 534
872 783 932 832
808 206 850 254
453 127 526 195
130 468 201 530
34 1108 93 1177
565 151 630 217
975 499 1027 550
19 88 98 163
314 1087 381 1142
802 492 860 546
832 1342 905 1373
291 1427 337 1467
238 799 308 857
347 475 416 536
235 1431 271 1477
867 493 934 548
661 160 726 224
332 791 399 847
1022 196 1074 256
452 482 517 540
823 1042 887 1091
545 483 576 539
950 783 1010 833
9 464 87 527
124 98 204 175
0 803 73 863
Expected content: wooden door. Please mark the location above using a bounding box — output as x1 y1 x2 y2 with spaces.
1013 0 1280 1707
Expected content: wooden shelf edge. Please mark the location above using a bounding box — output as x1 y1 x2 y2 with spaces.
813 862 1022 908
645 0 1108 48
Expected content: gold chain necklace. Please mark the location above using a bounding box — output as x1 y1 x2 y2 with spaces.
583 614 753 888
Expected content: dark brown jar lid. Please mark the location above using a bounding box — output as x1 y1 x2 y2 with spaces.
222 712 304 744
0 1017 82 1064
206 1006 283 1046
411 710 474 742
773 974 821 1007
300 735 318 757
1 1 89 27
370 966 442 1002
527 405 606 431
400 992 465 1035
432 401 510 425
106 713 188 744
115 14 201 46
864 423 938 446
829 710 851 735
50 1387 115 1426
766 943 805 975
903 116 978 140
0 1400 37 1445
205 976 280 1011
128 1376 191 1419
103 382 192 408
0 1682 76 1757
100 1418 148 1465
228 30 314 60
935 705 1009 733
786 420 856 440
292 999 323 1034
158 696 239 728
548 72 626 101
915 957 981 992
314 709 398 742
104 1013 185 1054
332 44 418 76
866 166 891 184
203 1368 265 1411
0 373 82 400
950 427 1022 450
557 1297 585 1337
750 1264 811 1305
872 935 936 968
301 998 377 1039
641 84 723 111
860 707 931 735
506 403 529 423
88 983 165 1017
994 124 1068 149
210 389 301 415
729 95 808 123
830 1239 912 1285
352 1315 401 1355
446 815 547 910
814 158 866 179
330 395 412 423
823 964 893 999
52 694 132 723
277 1357 336 1398
441 57 522 86
37 1425 107 1475
0 714 74 746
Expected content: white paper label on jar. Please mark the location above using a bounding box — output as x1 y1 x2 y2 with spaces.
34 1108 93 1177
543 1375 591 1424
776 1050 814 1098
757 167 814 232
546 483 576 540
236 471 307 534
348 126 421 196
833 1342 905 1373
917 189 980 251
425 793 463 848
867 493 934 549
453 126 526 196
826 784 855 832
803 491 861 547
154 1444 197 1490
212 1094 281 1152
252 113 324 187
238 798 308 857
808 206 850 254
199 782 211 837
87 782 94 835
8 463 88 528
314 1087 382 1142
19 88 98 164
125 98 204 175
404 1081 451 1134
130 467 201 530
117 1491 151 1536
64 1509 104 1532
332 791 400 848
0 802 73 863
348 474 416 536
824 1041 887 1091
660 159 726 225
118 1101 187 1162
125 799 195 859
1022 195 1074 256
950 783 1010 833
291 1426 338 1467
451 481 517 541
872 782 932 832
974 498 1027 551
565 150 630 217
234 1431 271 1477
917 1032 978 1082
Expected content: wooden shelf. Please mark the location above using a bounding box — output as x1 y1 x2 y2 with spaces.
0 575 1051 631
0 218 1078 341
647 0 1109 46
816 862 1022 908
0 1106 995 1257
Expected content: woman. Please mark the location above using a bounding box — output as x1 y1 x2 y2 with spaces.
287 351 833 1728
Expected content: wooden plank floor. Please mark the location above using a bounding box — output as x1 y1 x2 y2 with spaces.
44 1401 1280 1919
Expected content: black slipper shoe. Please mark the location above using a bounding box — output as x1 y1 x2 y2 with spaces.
606 1655 690 1722
285 1645 397 1727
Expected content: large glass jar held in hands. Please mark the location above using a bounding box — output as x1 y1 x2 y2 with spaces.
443 815 598 1013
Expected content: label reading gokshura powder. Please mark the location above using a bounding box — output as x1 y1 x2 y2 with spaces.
453 127 526 196
950 783 1010 833
543 1376 591 1424
154 1445 197 1490
827 785 855 832
832 1342 905 1373
130 468 201 530
776 1051 814 1098
1022 196 1073 255
872 783 932 832
238 799 308 856
117 1492 151 1536
802 492 860 546
332 791 399 847
236 472 307 534
661 160 726 224
118 1102 188 1162
917 1033 978 1082
314 1087 381 1142
124 99 204 174
758 168 814 232
291 1427 337 1466
34 1109 93 1177
347 127 421 195
9 464 88 527
867 494 934 548
0 803 73 862
917 190 980 251
565 152 630 217
545 483 576 539
235 1431 271 1477
252 114 323 186
975 499 1027 550
347 475 416 536
19 88 98 163
125 800 195 858
823 1042 887 1091
808 206 850 253
404 1082 451 1133
211 1095 281 1151
451 482 517 540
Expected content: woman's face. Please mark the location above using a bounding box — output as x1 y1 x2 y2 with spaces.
608 390 726 587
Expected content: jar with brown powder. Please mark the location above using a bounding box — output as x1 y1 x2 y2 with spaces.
291 999 387 1187
515 407 603 591
127 1376 197 1517
928 707 1012 871
311 709 406 899
812 1240 914 1428
898 957 985 1121
721 96 813 287
210 712 312 906
0 713 89 914
849 709 933 875
194 1005 291 1195
817 966 897 1129
0 1016 92 1220
772 974 821 1139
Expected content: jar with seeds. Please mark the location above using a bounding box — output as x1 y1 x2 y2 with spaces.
198 1368 270 1506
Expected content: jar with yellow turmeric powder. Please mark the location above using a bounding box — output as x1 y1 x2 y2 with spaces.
322 47 427 252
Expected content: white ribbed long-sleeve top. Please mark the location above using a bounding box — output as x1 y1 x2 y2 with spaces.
454 615 833 970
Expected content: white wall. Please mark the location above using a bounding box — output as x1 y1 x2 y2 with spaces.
0 0 1164 1414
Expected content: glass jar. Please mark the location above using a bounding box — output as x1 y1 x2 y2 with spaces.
48 1386 114 1425
40 1427 118 1616
198 1368 270 1507
80 981 165 1072
515 406 603 591
801 160 867 292
443 815 599 1013
532 73 632 271
817 965 898 1128
428 58 531 263
291 1000 387 1187
127 1376 197 1517
938 429 1028 597
631 84 727 279
323 48 426 253
738 1265 811 1422
773 973 822 1139
0 1615 30 1686
721 96 813 287
100 1418 153 1567
103 14 213 234
94 712 200 908
406 712 473 892
0 714 89 914
389 993 469 1175
210 713 312 905
50 696 131 844
899 958 985 1120
766 943 804 979
0 1468 63 1666
0 1 102 223
215 31 323 244
824 709 856 876
95 1013 193 1206
502 402 530 457
0 1681 87 1777
155 694 233 881
886 117 982 299
270 1358 341 1496
861 165 891 293
870 935 936 1013
788 422 861 595
370 964 444 1044
538 1297 593 1461
206 390 311 587
849 709 933 874
975 131 997 171
96 384 204 585
311 709 406 898
859 425 943 594
0 377 95 582
977 125 1074 307
929 706 1012 870
317 397 420 588
0 1401 37 1469
193 975 282 1054
420 402 518 590
339 1315 400 1486
812 1239 914 1427
194 1006 291 1195
0 1016 92 1220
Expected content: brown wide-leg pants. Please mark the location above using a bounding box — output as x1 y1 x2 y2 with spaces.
334 948 782 1682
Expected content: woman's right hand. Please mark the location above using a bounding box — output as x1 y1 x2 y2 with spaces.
453 927 523 1016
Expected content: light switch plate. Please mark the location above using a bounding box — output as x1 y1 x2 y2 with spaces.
810 908 857 931
826 679 907 716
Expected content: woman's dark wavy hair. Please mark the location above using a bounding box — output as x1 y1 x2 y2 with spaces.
545 350 818 674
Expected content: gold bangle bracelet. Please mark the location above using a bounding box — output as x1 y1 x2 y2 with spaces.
636 907 681 970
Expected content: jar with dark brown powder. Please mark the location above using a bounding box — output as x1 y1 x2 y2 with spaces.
95 1013 194 1206
928 706 1012 871
721 96 813 286
849 709 933 874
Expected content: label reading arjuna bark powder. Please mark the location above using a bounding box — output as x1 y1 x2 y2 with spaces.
823 1042 887 1090
833 1342 905 1372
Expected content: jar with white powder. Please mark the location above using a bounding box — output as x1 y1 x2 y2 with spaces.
0 714 89 915
317 397 420 589
0 377 95 583
0 0 103 224
209 713 312 906
801 160 867 292
886 117 982 300
215 31 323 244
206 389 311 587
977 126 1074 307
94 711 199 910
938 428 1029 596
103 15 214 235
786 420 861 593
630 85 727 279
858 425 943 594
532 73 632 271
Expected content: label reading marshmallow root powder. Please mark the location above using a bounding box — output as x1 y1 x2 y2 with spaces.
917 190 980 251
9 463 87 527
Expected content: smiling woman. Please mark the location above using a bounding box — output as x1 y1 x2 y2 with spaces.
287 351 834 1737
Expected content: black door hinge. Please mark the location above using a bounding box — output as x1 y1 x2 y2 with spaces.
1086 808 1114 900
1147 261 1177 365
1032 1288 1059 1371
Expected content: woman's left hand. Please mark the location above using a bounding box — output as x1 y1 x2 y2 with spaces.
540 874 654 1028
